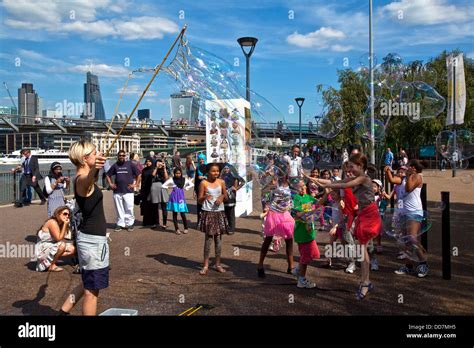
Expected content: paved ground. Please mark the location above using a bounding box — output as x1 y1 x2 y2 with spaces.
0 169 473 316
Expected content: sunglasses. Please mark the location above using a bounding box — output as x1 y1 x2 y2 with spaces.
61 212 70 217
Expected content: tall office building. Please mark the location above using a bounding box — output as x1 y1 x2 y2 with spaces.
170 91 200 123
83 72 106 120
18 83 38 124
138 109 151 120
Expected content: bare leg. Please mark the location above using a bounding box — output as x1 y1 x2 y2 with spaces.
60 284 84 313
200 234 212 274
359 245 370 296
83 289 99 315
285 238 294 270
258 236 273 268
406 220 426 262
298 263 308 278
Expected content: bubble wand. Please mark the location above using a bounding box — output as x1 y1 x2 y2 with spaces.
105 24 188 157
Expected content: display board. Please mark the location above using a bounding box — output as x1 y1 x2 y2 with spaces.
205 98 253 217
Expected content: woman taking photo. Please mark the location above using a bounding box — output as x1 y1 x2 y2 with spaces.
44 162 70 217
58 140 107 316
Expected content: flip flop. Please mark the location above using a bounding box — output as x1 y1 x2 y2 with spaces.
199 267 208 275
49 266 64 272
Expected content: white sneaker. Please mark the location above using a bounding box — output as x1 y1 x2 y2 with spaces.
297 277 316 288
345 262 356 274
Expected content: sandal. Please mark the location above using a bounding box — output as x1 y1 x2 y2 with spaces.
215 265 226 273
49 266 64 272
183 229 188 234
199 267 208 275
175 230 182 235
356 282 374 300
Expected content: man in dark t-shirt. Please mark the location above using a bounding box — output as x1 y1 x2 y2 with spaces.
106 150 140 232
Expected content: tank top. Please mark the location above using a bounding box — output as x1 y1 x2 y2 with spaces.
352 175 374 210
401 175 423 215
202 183 224 212
74 181 107 236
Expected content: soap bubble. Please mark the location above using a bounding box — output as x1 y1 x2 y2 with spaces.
302 157 314 173
436 129 474 162
408 81 446 121
383 208 431 261
355 109 386 141
460 173 473 185
312 85 345 139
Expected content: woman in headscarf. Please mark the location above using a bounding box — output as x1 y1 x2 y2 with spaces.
194 153 207 224
140 157 158 228
44 162 70 217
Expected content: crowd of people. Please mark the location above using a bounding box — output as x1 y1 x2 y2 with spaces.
15 139 429 315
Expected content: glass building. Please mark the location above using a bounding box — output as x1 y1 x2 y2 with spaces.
83 72 106 120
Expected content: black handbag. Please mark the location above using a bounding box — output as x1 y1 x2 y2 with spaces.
134 192 142 206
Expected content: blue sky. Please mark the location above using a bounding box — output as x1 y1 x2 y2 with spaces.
0 0 473 124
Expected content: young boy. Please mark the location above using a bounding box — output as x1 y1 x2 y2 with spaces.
292 181 320 288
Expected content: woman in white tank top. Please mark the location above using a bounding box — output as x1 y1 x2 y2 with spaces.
384 160 428 278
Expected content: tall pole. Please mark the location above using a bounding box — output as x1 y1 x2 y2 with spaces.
452 58 457 178
369 0 375 164
246 55 250 102
299 105 302 148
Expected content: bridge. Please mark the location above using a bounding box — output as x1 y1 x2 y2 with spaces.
0 115 325 141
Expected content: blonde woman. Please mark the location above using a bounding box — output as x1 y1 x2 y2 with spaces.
58 140 107 316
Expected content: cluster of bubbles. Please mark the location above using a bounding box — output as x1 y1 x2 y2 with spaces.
436 129 473 170
164 42 290 146
354 52 446 142
309 85 345 139
382 208 431 261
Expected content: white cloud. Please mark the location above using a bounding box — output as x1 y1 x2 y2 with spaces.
1 0 178 40
69 63 130 78
380 0 474 25
116 84 159 97
287 27 347 50
331 44 353 52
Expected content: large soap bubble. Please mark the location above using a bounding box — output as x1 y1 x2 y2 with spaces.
312 85 345 139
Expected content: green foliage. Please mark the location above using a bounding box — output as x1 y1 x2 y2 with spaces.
317 50 474 151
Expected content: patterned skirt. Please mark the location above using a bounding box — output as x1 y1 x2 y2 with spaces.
198 210 228 236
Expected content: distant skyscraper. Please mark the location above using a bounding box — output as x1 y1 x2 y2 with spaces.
83 72 106 120
18 83 38 124
170 91 200 123
138 109 151 120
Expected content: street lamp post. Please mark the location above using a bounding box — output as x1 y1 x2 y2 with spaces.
295 98 305 148
369 0 376 165
237 37 258 102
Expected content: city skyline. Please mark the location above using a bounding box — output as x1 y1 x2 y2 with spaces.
1 0 473 123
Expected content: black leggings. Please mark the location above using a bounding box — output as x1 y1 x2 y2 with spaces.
156 202 168 226
172 212 188 231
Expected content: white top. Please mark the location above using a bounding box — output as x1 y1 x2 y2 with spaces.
44 176 67 194
202 184 224 212
399 176 423 215
162 178 194 191
288 156 302 178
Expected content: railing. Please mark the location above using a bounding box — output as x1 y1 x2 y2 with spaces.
0 169 76 205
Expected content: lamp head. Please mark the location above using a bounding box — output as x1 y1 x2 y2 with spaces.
295 98 305 107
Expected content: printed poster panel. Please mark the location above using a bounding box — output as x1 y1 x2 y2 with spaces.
205 98 252 217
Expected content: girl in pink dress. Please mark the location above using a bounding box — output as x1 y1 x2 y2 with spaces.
257 175 296 278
